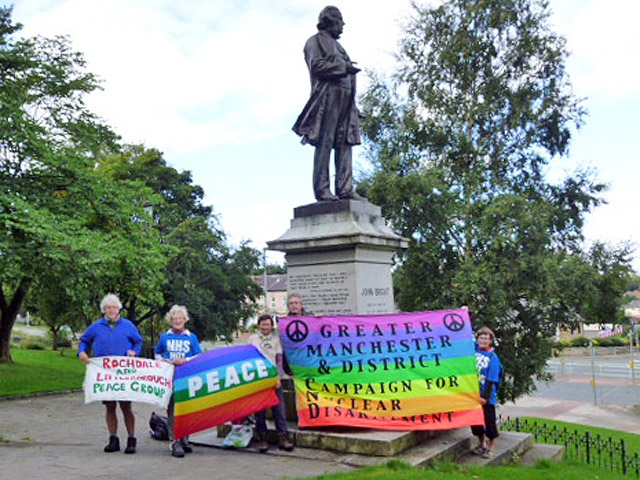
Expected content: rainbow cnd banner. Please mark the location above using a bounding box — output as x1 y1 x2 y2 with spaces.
278 309 483 430
173 344 279 439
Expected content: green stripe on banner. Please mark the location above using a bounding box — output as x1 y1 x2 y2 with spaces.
291 356 476 384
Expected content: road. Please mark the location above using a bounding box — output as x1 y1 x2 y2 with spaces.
549 356 640 380
498 354 640 434
536 357 640 406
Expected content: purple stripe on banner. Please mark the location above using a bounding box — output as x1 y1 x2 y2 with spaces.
175 345 263 379
281 310 470 336
279 310 472 356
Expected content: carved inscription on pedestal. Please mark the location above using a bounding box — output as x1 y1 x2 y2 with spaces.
289 271 352 315
360 286 391 312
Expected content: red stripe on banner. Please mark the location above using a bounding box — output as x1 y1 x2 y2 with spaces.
174 389 279 439
296 406 484 431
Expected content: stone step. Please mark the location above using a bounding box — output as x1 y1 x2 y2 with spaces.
294 427 435 456
399 428 471 467
191 424 469 468
459 431 533 466
199 421 437 456
308 429 472 468
519 443 566 465
191 423 564 470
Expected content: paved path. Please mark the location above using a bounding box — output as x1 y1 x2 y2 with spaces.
2 375 639 480
0 392 353 480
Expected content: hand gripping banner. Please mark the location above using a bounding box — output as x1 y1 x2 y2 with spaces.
279 309 484 430
83 356 174 408
172 344 279 439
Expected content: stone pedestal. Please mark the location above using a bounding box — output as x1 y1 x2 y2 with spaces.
268 200 407 422
267 199 408 315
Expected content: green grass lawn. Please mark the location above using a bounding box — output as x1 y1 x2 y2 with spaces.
0 348 85 397
504 416 640 454
298 458 631 479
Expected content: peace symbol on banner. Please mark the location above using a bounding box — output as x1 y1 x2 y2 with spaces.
443 313 465 332
286 319 309 343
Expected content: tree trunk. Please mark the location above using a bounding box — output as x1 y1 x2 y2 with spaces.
52 329 59 351
0 317 14 364
0 279 31 364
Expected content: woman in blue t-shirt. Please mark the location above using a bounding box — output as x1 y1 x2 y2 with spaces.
470 326 502 459
155 305 202 458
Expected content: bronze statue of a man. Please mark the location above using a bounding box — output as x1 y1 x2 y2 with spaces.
292 6 365 202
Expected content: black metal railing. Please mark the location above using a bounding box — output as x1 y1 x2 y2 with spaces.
501 416 640 476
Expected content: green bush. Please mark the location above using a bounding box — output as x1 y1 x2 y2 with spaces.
50 329 72 348
20 337 49 350
550 339 567 357
570 336 591 347
596 336 626 347
56 336 72 348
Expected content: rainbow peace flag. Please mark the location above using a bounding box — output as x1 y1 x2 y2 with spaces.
278 309 483 430
173 344 279 439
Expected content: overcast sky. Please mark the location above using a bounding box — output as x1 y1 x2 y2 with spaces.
10 0 640 272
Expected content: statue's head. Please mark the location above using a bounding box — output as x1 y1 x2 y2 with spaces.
317 6 344 38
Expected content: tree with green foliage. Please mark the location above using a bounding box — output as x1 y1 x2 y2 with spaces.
254 263 287 276
0 7 107 362
26 167 170 348
626 274 640 293
30 272 81 350
358 0 631 401
0 8 167 362
97 146 262 342
579 242 634 325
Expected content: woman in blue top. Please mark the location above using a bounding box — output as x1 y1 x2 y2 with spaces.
78 293 143 454
470 326 502 459
155 305 202 458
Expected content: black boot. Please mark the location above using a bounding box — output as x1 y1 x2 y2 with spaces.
171 440 185 458
104 435 120 453
180 437 193 454
124 437 136 454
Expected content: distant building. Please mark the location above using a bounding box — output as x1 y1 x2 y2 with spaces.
626 298 640 324
248 274 288 325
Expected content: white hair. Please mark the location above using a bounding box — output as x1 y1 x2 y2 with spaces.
166 304 189 323
100 293 122 313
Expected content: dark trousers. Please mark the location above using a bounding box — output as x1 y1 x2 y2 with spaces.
255 387 288 437
471 404 499 440
167 394 176 440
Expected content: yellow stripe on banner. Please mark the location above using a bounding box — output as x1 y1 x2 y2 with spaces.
175 377 277 416
297 390 481 418
299 374 480 400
